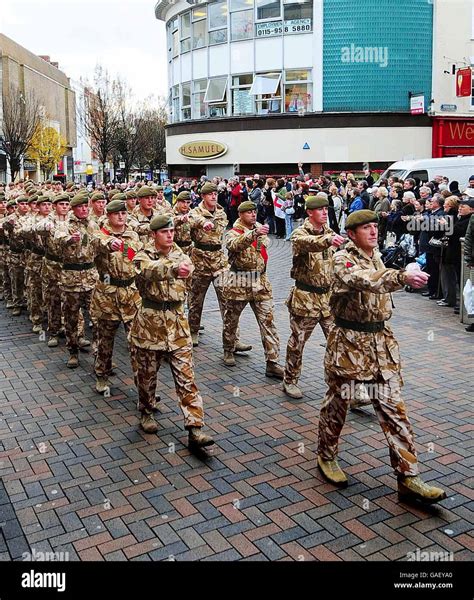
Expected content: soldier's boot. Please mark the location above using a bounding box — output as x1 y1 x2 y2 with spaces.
78 336 91 349
95 377 110 395
223 351 236 367
12 307 21 316
265 361 284 380
47 336 59 348
32 324 42 334
188 427 215 448
140 413 158 434
191 333 199 347
282 381 303 399
234 341 253 353
66 353 79 369
397 476 447 504
317 456 348 488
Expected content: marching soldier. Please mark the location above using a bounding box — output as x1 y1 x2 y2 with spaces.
0 192 7 301
0 199 16 308
222 201 283 379
129 186 159 241
89 191 107 225
317 210 447 504
129 214 215 449
91 199 142 394
125 190 138 215
154 186 172 215
173 191 193 255
55 193 100 368
188 182 251 353
282 193 345 399
3 195 29 316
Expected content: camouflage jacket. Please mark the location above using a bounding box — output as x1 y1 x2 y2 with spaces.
223 218 272 301
173 207 193 254
129 207 158 241
2 211 27 252
129 242 194 351
55 214 100 291
90 225 142 322
286 220 335 318
325 241 409 382
36 215 69 274
21 214 45 274
189 202 228 275
155 200 173 216
88 210 106 226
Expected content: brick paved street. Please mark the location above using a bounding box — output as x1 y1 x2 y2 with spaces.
0 238 472 562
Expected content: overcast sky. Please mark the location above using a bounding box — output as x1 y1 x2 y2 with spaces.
1 0 169 100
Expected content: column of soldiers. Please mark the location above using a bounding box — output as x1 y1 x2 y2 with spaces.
0 181 447 503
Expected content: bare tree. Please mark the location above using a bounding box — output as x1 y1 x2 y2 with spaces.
135 97 168 180
0 84 41 181
79 65 121 183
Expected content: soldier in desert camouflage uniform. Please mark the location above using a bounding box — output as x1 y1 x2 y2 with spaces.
125 190 138 215
55 193 100 368
188 182 251 352
129 214 215 449
91 199 142 394
317 210 447 504
222 201 283 379
129 186 160 242
282 193 345 399
88 191 107 225
173 191 193 255
0 199 16 308
154 186 173 215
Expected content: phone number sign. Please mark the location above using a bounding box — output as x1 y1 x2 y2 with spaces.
256 18 312 37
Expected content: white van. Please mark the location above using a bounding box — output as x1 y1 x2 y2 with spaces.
379 157 474 189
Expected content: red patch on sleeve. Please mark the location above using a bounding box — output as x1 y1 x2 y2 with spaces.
345 261 354 268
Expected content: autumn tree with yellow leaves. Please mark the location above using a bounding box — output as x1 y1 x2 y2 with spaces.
28 125 67 179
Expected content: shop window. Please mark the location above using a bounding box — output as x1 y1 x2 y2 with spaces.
232 74 254 115
182 83 191 120
204 77 228 118
193 79 207 119
231 9 254 41
180 12 191 53
284 70 312 112
256 0 281 20
209 1 228 29
250 72 282 114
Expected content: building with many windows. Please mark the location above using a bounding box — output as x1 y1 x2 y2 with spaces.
156 0 436 178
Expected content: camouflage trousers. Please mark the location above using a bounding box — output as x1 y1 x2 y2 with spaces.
2 255 12 303
133 344 204 428
95 319 137 379
62 290 94 354
42 270 62 336
0 251 4 298
9 259 25 309
223 299 280 363
188 272 226 334
28 269 44 326
284 314 333 385
317 374 419 477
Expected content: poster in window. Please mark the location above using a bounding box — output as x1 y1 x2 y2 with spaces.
283 18 312 34
256 21 283 37
234 89 253 114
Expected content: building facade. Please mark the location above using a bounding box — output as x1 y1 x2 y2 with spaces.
156 0 434 178
0 33 76 183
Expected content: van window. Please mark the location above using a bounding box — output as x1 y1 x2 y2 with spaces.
381 169 408 180
407 170 429 184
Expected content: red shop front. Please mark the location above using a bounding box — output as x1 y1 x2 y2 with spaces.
433 117 474 157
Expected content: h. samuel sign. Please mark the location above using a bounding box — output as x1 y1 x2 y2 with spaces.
179 141 228 160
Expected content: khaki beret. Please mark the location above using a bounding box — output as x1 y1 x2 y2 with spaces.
52 193 70 204
37 194 53 204
70 194 89 208
345 209 378 230
125 190 138 199
200 182 217 195
111 192 126 202
28 194 39 203
155 186 163 192
106 199 127 213
150 214 174 231
17 195 29 203
7 199 17 207
91 192 106 202
0 193 6 200
176 191 191 202
306 192 329 210
66 182 74 190
238 201 257 213
108 189 121 198
137 186 157 198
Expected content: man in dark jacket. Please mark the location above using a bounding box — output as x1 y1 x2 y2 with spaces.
421 195 445 299
463 204 474 331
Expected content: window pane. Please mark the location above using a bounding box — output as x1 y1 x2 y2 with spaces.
194 79 207 92
209 1 228 28
233 88 254 114
232 74 253 86
209 28 227 45
284 3 312 21
180 12 191 38
193 19 207 48
172 31 179 57
209 104 227 118
193 93 207 118
182 107 191 120
182 83 191 106
256 0 280 20
231 9 253 40
204 77 227 102
192 6 207 21
285 82 312 112
256 97 281 114
285 69 310 82
231 0 254 10
171 17 178 31
250 73 281 95
181 38 191 53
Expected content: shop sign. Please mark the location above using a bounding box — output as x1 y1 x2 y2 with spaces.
256 21 283 37
179 140 228 160
284 18 312 34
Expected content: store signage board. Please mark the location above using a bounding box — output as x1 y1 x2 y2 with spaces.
256 18 311 37
179 140 228 160
410 94 425 115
